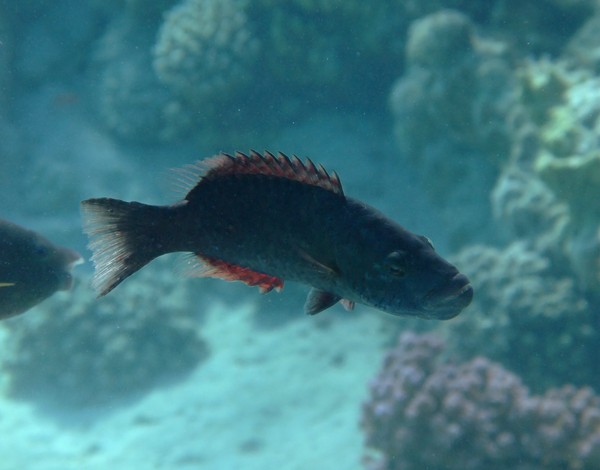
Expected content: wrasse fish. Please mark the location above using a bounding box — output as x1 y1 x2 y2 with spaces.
0 219 82 319
81 151 473 319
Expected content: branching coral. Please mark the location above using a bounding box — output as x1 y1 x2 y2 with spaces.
362 332 600 470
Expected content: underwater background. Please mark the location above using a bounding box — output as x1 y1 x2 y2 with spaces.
1 1 600 469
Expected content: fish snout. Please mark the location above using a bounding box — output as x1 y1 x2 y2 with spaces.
58 250 82 291
57 271 74 291
422 272 473 319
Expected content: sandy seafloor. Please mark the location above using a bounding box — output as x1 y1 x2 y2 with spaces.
0 301 393 470
0 84 448 470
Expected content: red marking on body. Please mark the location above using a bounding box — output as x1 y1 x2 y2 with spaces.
194 254 284 293
174 150 344 197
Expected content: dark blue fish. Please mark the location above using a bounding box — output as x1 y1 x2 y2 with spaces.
0 219 82 319
81 151 472 319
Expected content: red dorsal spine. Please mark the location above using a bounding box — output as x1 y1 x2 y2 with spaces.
174 150 345 197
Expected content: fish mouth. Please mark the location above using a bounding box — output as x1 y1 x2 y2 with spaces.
58 252 82 291
421 273 473 320
57 272 74 291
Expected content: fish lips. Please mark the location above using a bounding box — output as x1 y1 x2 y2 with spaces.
57 253 83 291
58 272 74 291
421 273 473 319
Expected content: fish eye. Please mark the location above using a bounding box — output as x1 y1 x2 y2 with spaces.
384 251 408 278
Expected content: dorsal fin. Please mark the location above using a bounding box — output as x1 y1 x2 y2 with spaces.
172 150 344 198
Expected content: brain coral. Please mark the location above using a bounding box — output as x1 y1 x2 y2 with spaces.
153 0 260 109
362 332 600 470
1 260 209 408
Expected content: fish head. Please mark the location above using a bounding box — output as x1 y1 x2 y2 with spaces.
0 219 82 319
11 232 82 295
33 240 82 292
339 209 472 319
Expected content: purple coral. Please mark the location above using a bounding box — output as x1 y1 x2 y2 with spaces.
361 332 600 470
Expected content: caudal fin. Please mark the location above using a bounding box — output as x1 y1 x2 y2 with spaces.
81 198 170 296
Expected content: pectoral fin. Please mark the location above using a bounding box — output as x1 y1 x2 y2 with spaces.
0 282 15 287
295 246 339 277
304 288 341 315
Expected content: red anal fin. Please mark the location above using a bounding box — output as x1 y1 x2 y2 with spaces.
195 254 283 293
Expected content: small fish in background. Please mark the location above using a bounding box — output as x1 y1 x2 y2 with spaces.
81 151 473 319
0 219 82 319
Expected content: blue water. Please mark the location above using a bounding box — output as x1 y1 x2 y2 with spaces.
1 2 598 469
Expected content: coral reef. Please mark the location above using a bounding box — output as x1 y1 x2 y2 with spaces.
153 0 260 110
86 0 592 145
89 0 265 143
431 49 600 388
249 0 592 107
1 260 209 408
89 16 194 142
537 150 600 225
442 242 595 391
515 57 600 294
491 165 570 256
385 3 595 257
248 0 410 105
389 10 520 248
391 10 518 167
361 332 600 470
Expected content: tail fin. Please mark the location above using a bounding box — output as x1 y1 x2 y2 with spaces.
81 198 170 296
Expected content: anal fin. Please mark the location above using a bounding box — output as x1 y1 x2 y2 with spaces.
191 253 284 293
